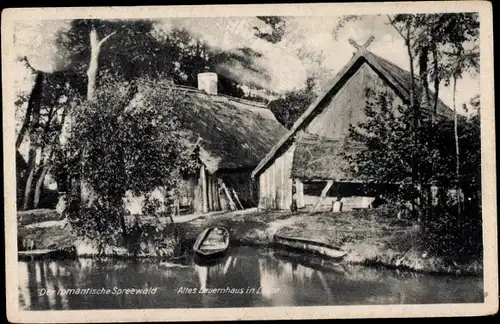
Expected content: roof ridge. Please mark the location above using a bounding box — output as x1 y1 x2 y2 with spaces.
171 84 267 108
366 50 452 115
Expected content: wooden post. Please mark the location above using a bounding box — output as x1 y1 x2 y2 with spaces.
212 177 220 211
264 171 270 208
295 179 305 209
310 180 334 214
232 189 244 210
220 180 237 211
200 165 208 213
270 164 276 209
207 174 213 211
260 172 266 209
280 156 285 209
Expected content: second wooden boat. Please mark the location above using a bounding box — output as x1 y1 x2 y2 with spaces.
273 234 347 260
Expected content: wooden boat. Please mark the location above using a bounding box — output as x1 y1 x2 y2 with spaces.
193 227 230 258
273 234 347 260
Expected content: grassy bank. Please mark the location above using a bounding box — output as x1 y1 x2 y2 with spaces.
17 208 482 275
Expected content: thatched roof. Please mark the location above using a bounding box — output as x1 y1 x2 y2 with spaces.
168 86 287 173
370 52 453 119
252 49 454 179
291 133 352 181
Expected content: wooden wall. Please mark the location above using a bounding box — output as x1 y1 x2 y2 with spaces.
124 166 240 215
258 144 295 209
191 167 224 213
188 166 257 213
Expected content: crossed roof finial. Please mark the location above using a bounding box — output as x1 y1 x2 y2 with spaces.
348 36 375 53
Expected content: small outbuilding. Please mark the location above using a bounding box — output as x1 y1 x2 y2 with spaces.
251 39 453 211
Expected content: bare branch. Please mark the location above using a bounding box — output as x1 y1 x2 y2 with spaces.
21 56 37 72
98 30 117 47
387 15 407 41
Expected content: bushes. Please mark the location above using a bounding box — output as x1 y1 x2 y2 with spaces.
126 220 184 258
58 76 200 249
420 203 482 262
68 200 124 253
343 90 482 262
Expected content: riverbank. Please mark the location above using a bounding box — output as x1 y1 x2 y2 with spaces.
17 208 482 275
177 208 482 275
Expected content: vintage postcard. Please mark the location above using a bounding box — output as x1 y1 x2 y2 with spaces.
2 1 497 322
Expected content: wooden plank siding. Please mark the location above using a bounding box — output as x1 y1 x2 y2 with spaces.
258 144 294 209
210 175 220 211
200 165 208 213
295 179 305 209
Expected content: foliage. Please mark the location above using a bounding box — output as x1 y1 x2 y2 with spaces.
345 90 482 258
70 200 124 250
420 203 482 261
16 67 82 210
344 90 480 205
268 78 317 129
59 75 201 243
254 16 287 44
141 196 164 217
457 96 481 200
126 219 184 258
389 13 479 72
388 13 479 113
56 19 247 98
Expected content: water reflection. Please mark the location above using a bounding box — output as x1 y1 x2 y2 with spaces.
18 247 483 310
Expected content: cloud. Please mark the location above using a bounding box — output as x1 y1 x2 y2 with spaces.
153 17 312 93
12 15 479 112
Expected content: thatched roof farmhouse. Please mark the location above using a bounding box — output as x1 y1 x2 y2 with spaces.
125 73 288 215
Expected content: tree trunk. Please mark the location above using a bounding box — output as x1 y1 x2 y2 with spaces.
16 97 32 149
119 205 127 237
406 23 415 110
429 42 440 216
35 101 69 209
404 22 421 220
87 28 100 101
82 27 117 209
32 143 56 209
453 76 461 214
21 72 44 210
431 44 440 120
86 27 117 101
16 61 42 149
419 46 430 110
33 164 50 208
16 72 43 150
21 148 38 210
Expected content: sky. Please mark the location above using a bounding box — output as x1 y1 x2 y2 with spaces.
13 15 480 114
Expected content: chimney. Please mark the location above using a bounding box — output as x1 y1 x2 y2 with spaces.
197 72 218 95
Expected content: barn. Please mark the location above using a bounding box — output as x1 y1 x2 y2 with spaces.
251 40 453 211
124 73 288 215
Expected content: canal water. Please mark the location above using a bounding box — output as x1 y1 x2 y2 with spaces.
18 247 483 310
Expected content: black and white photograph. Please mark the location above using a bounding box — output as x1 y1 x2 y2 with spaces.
3 2 497 322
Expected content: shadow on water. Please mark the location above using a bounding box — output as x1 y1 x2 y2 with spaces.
18 246 483 310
